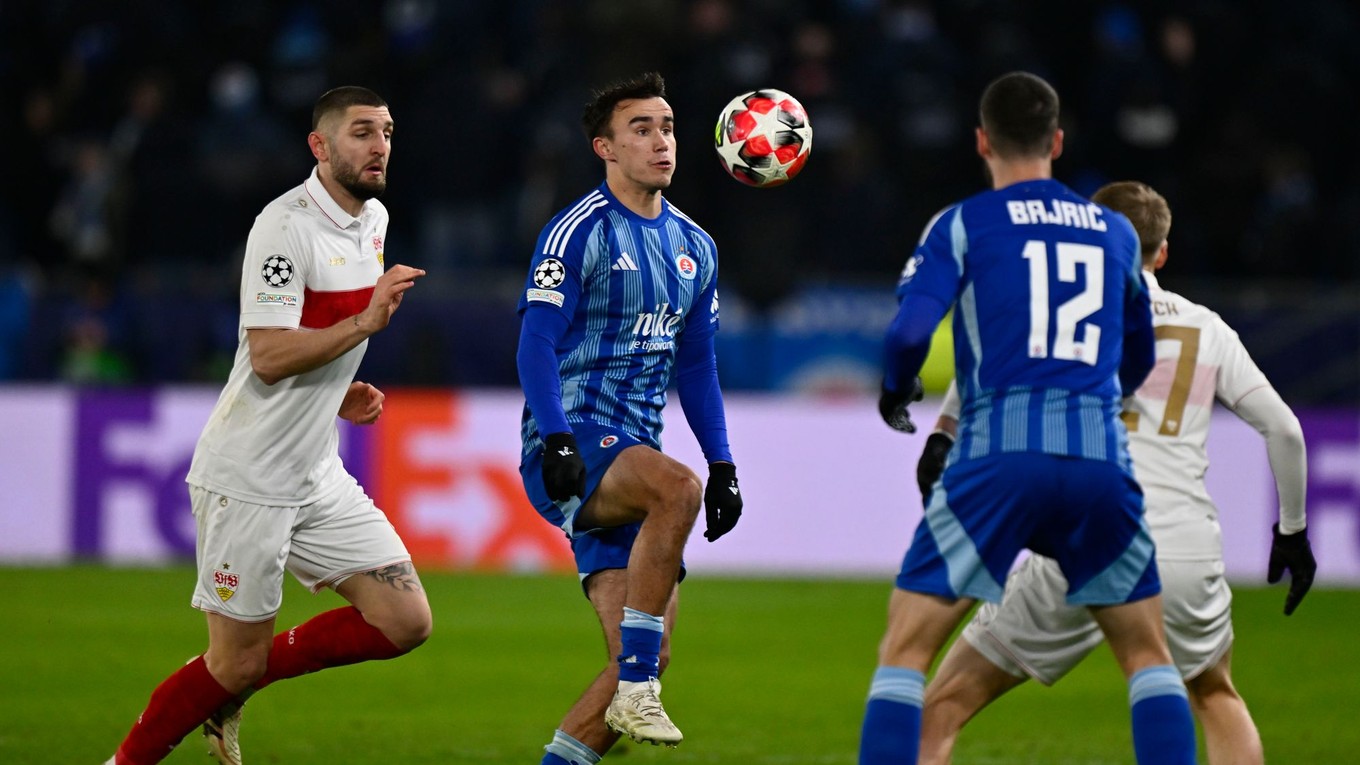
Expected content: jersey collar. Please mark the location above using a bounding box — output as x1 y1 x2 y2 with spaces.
597 181 670 227
304 167 361 229
1142 269 1161 291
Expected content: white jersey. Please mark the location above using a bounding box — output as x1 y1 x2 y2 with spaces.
1124 271 1272 560
187 168 388 505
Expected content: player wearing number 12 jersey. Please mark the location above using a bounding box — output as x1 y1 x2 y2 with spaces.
916 181 1315 765
858 72 1198 765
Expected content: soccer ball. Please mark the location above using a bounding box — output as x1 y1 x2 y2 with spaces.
714 89 813 188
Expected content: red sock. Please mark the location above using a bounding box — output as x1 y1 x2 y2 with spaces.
115 656 235 765
254 606 403 690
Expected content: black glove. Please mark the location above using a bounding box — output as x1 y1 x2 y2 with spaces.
916 431 954 502
541 432 586 502
879 377 925 433
703 462 742 542
1267 523 1316 616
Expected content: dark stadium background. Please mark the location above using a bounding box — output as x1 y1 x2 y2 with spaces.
3 0 1358 400
5 4 1360 763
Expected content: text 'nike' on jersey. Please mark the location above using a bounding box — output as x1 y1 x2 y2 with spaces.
517 183 720 454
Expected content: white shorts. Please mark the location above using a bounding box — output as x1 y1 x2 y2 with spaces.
962 555 1233 684
189 475 412 622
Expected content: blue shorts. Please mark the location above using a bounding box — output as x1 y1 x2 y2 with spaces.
896 452 1159 606
520 421 686 588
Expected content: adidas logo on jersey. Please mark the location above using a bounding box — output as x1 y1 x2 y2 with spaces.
612 252 640 271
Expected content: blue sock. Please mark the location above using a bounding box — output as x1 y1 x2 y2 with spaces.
1129 665 1198 765
541 729 601 765
859 666 925 765
618 607 663 682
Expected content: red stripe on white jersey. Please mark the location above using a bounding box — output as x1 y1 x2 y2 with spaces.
300 286 375 329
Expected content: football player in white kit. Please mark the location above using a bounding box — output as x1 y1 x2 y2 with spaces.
106 87 430 765
914 181 1316 765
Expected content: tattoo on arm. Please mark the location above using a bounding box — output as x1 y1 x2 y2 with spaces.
365 562 424 592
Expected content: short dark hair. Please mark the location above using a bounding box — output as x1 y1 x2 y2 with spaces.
979 72 1059 159
581 72 667 140
1092 181 1172 264
312 86 388 131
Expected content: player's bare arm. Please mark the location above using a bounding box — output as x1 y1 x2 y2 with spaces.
339 381 384 425
248 264 425 385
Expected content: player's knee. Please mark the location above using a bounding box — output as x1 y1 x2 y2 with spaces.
1186 669 1241 709
659 470 703 521
388 606 434 652
369 599 433 652
207 647 269 693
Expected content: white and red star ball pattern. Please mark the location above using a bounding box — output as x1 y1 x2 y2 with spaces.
714 89 813 188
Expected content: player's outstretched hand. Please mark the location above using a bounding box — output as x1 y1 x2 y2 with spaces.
1268 523 1317 615
879 377 925 433
916 431 953 502
541 432 586 502
358 264 426 334
703 462 742 542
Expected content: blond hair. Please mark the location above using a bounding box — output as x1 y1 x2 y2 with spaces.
1091 181 1171 266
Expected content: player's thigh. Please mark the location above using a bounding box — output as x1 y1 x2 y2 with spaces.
335 562 432 641
190 485 296 622
926 636 1027 720
521 423 642 536
879 588 976 670
962 555 1104 686
1158 559 1233 680
579 444 701 531
1089 594 1174 677
584 568 679 658
286 473 415 593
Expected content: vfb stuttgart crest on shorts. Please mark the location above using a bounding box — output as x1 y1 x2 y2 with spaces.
214 568 240 603
262 254 295 287
534 258 566 289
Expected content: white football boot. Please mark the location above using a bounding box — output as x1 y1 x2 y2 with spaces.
202 700 244 765
604 678 683 748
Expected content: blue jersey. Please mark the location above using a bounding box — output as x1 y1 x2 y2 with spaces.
517 183 720 455
897 178 1151 466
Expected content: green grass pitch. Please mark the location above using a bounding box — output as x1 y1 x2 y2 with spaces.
1 566 1353 764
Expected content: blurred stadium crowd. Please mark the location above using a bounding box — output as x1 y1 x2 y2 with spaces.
3 0 1359 401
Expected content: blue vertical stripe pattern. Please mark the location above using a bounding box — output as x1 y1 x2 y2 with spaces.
518 184 720 456
1041 389 1068 453
957 387 1126 465
958 283 983 394
895 178 1143 470
1001 389 1029 452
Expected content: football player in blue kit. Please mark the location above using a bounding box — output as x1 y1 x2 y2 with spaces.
858 71 1198 765
516 72 743 765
